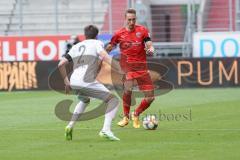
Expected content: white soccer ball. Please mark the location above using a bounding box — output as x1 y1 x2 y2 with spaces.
142 114 158 130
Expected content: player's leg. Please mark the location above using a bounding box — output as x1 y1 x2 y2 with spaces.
133 73 155 128
99 94 120 141
77 82 120 141
65 96 90 141
117 79 134 127
67 96 90 128
135 90 155 116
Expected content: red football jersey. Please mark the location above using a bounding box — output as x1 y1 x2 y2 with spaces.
110 25 150 79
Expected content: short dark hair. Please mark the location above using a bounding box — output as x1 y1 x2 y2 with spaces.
125 8 136 17
84 25 99 39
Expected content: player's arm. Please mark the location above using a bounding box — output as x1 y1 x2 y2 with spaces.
105 33 119 53
143 28 155 56
144 38 155 56
58 56 71 94
105 43 114 53
145 40 154 53
99 50 123 74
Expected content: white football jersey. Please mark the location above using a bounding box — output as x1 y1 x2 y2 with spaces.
67 39 104 86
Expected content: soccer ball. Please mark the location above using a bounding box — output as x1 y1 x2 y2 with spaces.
142 114 158 130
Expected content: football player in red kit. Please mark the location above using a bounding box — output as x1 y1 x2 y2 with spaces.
106 8 155 128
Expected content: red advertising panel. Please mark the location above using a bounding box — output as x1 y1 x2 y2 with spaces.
0 35 84 61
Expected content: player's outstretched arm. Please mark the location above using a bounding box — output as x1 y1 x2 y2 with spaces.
58 58 71 94
105 44 114 53
99 50 123 74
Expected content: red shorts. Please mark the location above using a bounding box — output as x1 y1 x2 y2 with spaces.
126 71 154 91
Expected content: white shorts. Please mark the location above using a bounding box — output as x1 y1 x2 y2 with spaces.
70 80 111 101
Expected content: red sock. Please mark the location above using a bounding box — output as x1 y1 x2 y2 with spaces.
123 92 132 118
135 99 153 116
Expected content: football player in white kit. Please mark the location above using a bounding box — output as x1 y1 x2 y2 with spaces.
58 25 122 141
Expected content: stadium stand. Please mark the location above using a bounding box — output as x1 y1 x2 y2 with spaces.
237 0 240 30
151 5 186 42
0 0 238 57
0 0 16 35
0 0 108 35
102 0 127 33
205 0 236 31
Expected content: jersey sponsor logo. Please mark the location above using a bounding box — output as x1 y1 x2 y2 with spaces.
119 41 142 50
119 41 132 49
132 42 142 46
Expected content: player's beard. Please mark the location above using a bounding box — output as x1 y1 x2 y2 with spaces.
128 24 135 30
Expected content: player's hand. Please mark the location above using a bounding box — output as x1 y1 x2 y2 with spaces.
105 44 113 53
146 47 154 56
65 84 71 94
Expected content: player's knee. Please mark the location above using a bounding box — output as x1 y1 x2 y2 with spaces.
124 90 132 96
105 94 119 106
78 95 90 103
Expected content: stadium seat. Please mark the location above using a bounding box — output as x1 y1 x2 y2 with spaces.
0 0 108 35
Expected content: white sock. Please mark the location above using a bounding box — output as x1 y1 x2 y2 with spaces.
102 97 119 132
67 101 88 128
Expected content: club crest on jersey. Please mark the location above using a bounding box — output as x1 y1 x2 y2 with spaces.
136 32 142 38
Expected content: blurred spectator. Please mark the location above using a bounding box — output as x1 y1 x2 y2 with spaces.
65 35 81 54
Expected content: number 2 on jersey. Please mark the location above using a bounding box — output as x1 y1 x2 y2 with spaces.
77 45 86 64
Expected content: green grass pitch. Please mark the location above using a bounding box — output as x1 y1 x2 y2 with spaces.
0 88 240 160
